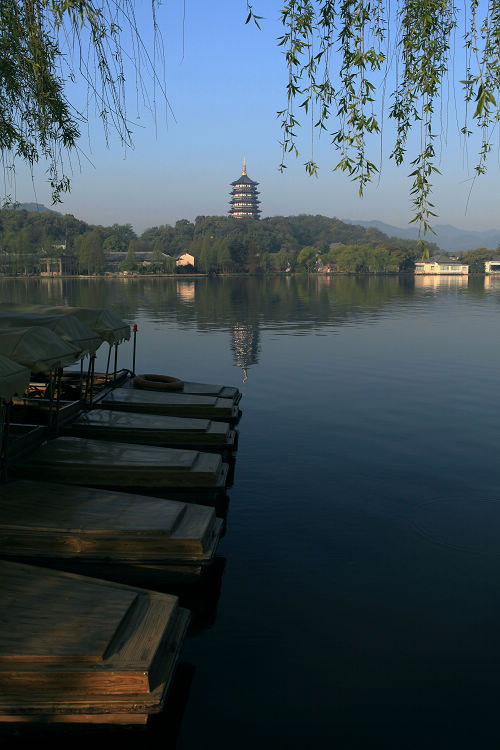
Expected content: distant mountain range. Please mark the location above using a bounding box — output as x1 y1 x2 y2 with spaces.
9 202 60 214
344 219 500 254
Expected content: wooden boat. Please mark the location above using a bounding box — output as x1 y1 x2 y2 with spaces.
59 370 242 404
96 386 240 423
0 305 241 404
9 436 229 500
0 305 131 405
173 380 240 402
62 409 237 458
0 560 189 724
126 375 241 404
0 480 224 583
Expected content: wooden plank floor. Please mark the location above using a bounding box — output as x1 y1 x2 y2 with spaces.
0 560 190 723
179 381 240 402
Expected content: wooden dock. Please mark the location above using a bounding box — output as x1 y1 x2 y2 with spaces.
0 560 190 724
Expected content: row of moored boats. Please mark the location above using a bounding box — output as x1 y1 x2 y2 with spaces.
0 303 242 725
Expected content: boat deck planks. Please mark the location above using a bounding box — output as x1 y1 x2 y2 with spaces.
127 379 241 403
97 387 239 422
10 437 228 491
1 580 136 664
63 409 237 456
0 480 223 567
179 381 240 402
0 560 190 723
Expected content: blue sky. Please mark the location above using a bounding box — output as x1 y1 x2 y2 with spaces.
7 0 500 234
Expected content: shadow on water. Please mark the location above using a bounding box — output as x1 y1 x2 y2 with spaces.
167 556 227 637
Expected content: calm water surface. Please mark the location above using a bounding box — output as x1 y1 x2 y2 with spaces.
3 274 500 749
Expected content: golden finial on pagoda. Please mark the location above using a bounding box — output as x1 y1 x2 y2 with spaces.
242 156 247 175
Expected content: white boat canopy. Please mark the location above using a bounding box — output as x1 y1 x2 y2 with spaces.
0 312 103 358
0 326 82 373
0 355 30 402
0 304 130 346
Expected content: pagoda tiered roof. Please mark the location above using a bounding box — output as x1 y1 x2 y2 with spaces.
229 196 261 204
231 173 259 187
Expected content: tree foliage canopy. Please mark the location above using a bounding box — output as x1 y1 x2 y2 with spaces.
0 207 440 275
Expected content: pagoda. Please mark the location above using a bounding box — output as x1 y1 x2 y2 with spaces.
229 158 261 219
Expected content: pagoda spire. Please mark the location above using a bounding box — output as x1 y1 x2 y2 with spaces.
242 156 247 175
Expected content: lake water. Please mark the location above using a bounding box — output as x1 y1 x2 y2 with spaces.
2 274 500 749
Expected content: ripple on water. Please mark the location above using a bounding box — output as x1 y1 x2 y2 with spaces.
408 496 500 556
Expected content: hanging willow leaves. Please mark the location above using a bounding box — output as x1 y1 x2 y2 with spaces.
2 0 499 224
0 0 166 203
273 0 500 237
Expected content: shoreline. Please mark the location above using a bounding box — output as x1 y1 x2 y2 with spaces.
0 271 487 280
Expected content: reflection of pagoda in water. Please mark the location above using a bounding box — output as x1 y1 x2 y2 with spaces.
229 158 261 219
231 322 260 382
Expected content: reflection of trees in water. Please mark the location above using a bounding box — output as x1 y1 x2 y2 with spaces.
0 275 421 329
0 277 142 318
230 322 260 382
4 273 492 354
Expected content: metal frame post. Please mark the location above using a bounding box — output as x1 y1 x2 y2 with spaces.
132 323 138 376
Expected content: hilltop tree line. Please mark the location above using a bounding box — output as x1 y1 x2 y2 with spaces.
0 208 447 275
